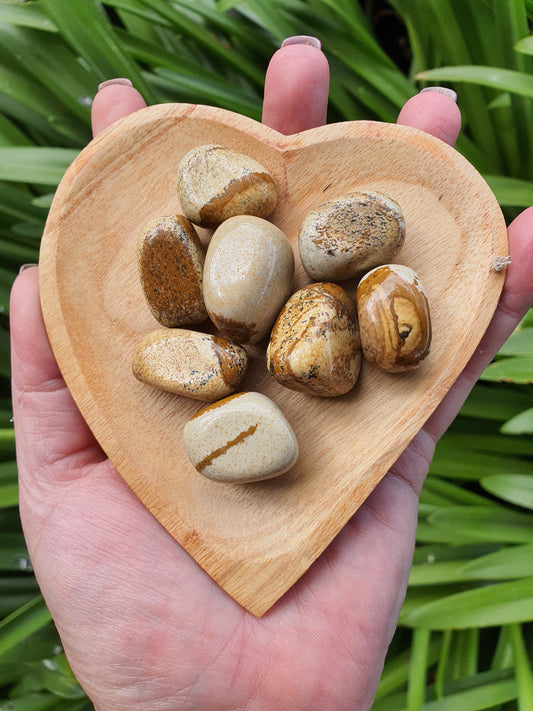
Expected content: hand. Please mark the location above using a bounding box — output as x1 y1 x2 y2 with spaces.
11 40 533 711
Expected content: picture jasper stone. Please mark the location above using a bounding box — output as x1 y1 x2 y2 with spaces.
138 214 207 327
132 329 248 401
183 391 299 482
177 144 278 229
267 282 362 397
298 191 405 281
203 215 294 344
357 264 431 372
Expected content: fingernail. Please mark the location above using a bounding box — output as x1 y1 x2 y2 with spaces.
18 263 38 274
281 35 321 50
97 78 133 92
420 86 457 103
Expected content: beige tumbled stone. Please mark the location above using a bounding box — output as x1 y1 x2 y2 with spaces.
298 191 405 281
267 282 361 397
177 144 277 229
183 392 299 482
132 329 248 401
203 215 294 344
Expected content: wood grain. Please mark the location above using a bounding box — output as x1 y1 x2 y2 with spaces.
39 103 508 616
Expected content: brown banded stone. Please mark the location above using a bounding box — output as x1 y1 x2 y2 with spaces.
356 264 431 372
266 282 362 397
132 329 248 401
138 214 207 328
177 144 277 229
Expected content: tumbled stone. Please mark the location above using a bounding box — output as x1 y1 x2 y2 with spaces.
138 214 207 327
357 264 431 372
132 329 248 401
183 391 299 482
203 215 294 344
177 144 278 229
266 282 361 397
298 191 405 281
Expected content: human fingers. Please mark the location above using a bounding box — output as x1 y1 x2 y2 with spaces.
262 36 330 134
424 206 533 442
397 87 461 146
10 267 105 482
91 78 147 138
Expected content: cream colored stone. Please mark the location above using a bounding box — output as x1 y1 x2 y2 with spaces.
177 144 277 229
132 329 248 401
183 392 299 482
267 282 361 396
203 215 294 344
298 191 405 280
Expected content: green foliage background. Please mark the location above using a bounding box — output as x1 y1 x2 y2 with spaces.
0 1 531 709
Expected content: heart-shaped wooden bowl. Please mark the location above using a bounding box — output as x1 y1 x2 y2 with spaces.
39 103 508 616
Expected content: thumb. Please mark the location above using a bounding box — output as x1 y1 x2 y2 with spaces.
10 267 105 485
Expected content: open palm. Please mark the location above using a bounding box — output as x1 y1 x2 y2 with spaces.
11 43 533 711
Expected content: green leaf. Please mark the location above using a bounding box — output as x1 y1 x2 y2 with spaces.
406 627 431 710
31 194 55 210
501 407 533 435
400 576 533 629
0 25 94 124
0 64 88 144
485 174 533 207
416 64 533 98
39 0 158 105
507 624 533 711
429 447 533 481
498 327 533 356
480 474 533 510
11 653 86 700
460 383 533 421
481 357 533 384
0 598 52 656
0 2 57 32
426 506 533 544
515 34 533 55
0 428 16 458
0 148 78 186
459 543 533 579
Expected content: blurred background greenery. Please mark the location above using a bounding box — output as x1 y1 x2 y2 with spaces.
0 1 531 709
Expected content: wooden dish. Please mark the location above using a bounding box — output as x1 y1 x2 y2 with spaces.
39 103 508 616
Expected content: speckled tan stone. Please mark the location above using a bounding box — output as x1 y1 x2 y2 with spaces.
183 392 299 482
203 215 294 344
357 264 431 372
177 144 278 229
266 282 361 397
298 191 405 281
138 214 207 327
132 329 248 401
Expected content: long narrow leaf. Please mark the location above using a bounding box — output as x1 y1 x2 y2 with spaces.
0 148 78 185
39 0 158 104
480 474 533 510
417 64 533 99
0 598 52 656
400 577 533 629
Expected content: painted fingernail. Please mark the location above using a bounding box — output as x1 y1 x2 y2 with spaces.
18 263 38 274
420 86 457 103
281 35 321 50
97 78 133 92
